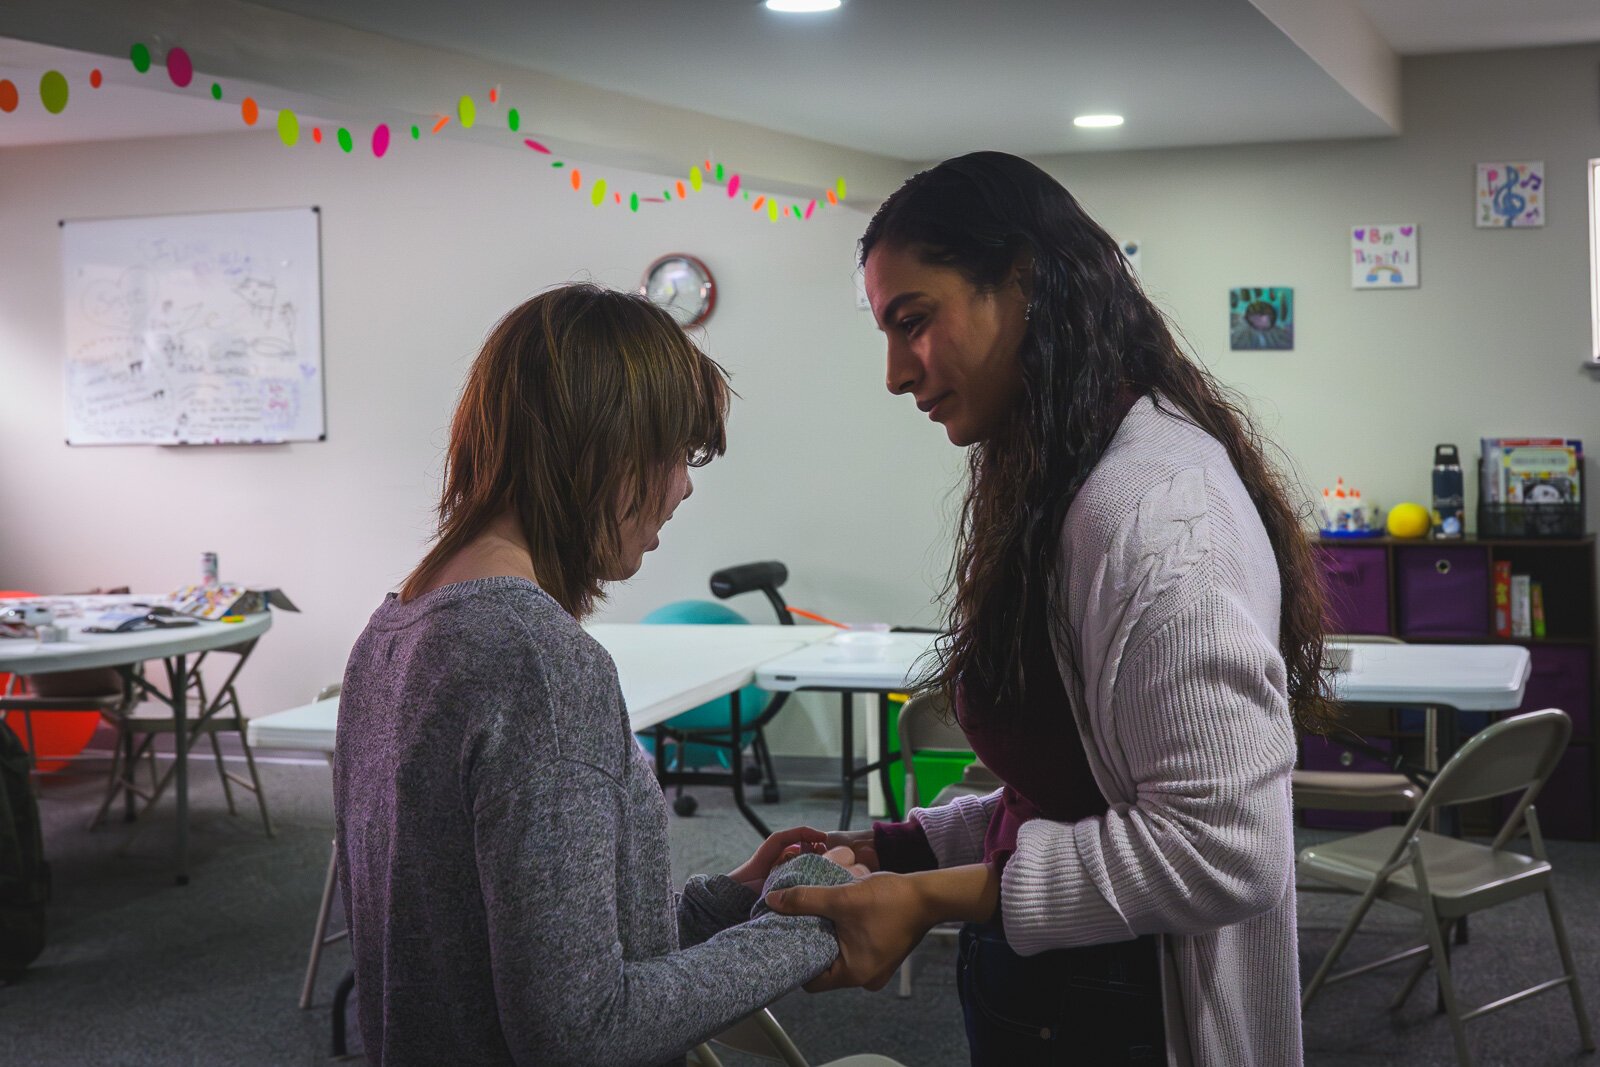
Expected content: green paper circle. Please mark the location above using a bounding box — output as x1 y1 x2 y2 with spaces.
337 127 353 153
39 71 68 114
410 125 420 140
210 83 222 100
630 193 639 212
458 96 475 128
277 109 300 146
130 43 151 73
507 107 520 132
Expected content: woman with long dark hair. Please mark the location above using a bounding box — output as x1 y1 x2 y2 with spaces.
765 153 1330 1065
335 284 862 1066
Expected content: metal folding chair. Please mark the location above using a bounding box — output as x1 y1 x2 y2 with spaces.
93 640 273 836
301 682 346 1010
691 1006 907 1066
892 690 997 997
1298 707 1594 1067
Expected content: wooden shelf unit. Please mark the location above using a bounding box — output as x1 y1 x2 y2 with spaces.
1309 534 1597 840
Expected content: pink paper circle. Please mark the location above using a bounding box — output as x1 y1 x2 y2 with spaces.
727 174 741 198
371 123 390 158
167 47 193 88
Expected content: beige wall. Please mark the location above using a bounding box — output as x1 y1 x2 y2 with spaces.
2 43 1596 758
1034 44 1598 521
0 130 950 757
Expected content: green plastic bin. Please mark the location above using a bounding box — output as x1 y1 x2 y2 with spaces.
883 693 979 814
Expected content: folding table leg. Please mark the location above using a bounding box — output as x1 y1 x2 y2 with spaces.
727 691 770 837
838 692 855 830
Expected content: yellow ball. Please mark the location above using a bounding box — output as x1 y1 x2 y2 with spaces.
1387 501 1431 539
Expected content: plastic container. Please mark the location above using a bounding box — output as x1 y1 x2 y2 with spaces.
828 631 894 661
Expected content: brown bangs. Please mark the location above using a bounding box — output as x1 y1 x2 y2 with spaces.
401 284 730 618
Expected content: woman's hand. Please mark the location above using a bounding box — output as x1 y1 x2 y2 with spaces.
763 872 931 991
726 826 829 896
763 863 1000 991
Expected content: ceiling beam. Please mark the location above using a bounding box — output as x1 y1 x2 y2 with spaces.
1249 0 1402 132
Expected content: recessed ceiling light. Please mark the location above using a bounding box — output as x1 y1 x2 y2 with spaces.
1073 114 1124 129
765 0 842 11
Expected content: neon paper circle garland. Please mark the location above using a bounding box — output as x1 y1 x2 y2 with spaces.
1 39 851 224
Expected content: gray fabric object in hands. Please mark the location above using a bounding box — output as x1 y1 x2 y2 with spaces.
752 852 857 918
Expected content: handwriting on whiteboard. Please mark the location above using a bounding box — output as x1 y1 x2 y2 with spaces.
62 208 324 445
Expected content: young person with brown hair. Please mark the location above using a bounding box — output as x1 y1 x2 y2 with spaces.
334 284 859 1066
765 152 1332 1066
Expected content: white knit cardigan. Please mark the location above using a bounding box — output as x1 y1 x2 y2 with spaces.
914 397 1302 1067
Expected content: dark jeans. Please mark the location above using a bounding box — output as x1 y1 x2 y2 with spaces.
956 922 1165 1066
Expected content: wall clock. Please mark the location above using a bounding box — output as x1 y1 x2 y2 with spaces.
640 254 716 327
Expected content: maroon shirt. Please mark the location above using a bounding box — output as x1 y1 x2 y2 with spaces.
875 388 1142 875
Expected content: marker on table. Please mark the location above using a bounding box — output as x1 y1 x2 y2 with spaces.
221 615 246 623
785 606 849 629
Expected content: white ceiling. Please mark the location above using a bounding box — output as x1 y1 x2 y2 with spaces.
1 0 1597 156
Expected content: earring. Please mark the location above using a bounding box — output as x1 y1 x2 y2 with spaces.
1024 303 1033 322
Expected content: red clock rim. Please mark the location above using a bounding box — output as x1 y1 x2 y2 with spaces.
642 253 716 328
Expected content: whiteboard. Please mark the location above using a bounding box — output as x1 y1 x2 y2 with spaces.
61 207 325 445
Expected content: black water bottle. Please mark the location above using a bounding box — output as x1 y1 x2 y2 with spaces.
1431 444 1464 539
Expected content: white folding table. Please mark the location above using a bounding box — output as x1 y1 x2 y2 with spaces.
0 595 274 884
754 634 1535 830
755 630 941 829
249 623 834 835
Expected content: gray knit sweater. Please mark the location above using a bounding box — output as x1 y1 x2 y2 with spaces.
334 577 843 1067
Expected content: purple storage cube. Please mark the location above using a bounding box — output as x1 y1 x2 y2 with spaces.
1518 646 1592 737
1316 545 1389 635
1395 546 1491 638
1528 745 1595 841
1299 735 1398 830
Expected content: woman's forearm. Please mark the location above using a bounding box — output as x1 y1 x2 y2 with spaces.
906 862 1002 926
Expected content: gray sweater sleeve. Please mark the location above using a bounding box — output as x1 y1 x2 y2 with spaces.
473 762 838 1066
676 875 758 948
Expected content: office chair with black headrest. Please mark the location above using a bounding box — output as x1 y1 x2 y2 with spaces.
641 562 796 817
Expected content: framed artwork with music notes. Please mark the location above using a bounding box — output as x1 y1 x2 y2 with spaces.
1476 161 1545 227
1350 224 1419 289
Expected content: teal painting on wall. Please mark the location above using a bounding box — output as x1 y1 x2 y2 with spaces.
1229 287 1294 350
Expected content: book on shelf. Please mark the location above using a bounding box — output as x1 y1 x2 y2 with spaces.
1493 560 1513 638
1531 581 1547 639
1479 437 1583 505
1510 573 1533 638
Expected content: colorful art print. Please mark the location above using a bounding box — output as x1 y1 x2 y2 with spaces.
1229 287 1293 350
1350 224 1418 288
1476 162 1544 227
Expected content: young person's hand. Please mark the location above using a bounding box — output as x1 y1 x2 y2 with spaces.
824 828 879 871
727 825 829 896
772 843 871 880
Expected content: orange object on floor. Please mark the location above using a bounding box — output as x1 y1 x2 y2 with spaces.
0 589 104 773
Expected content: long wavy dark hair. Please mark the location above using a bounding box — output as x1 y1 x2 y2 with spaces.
862 151 1333 735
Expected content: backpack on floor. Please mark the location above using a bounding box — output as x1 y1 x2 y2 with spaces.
0 721 50 981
